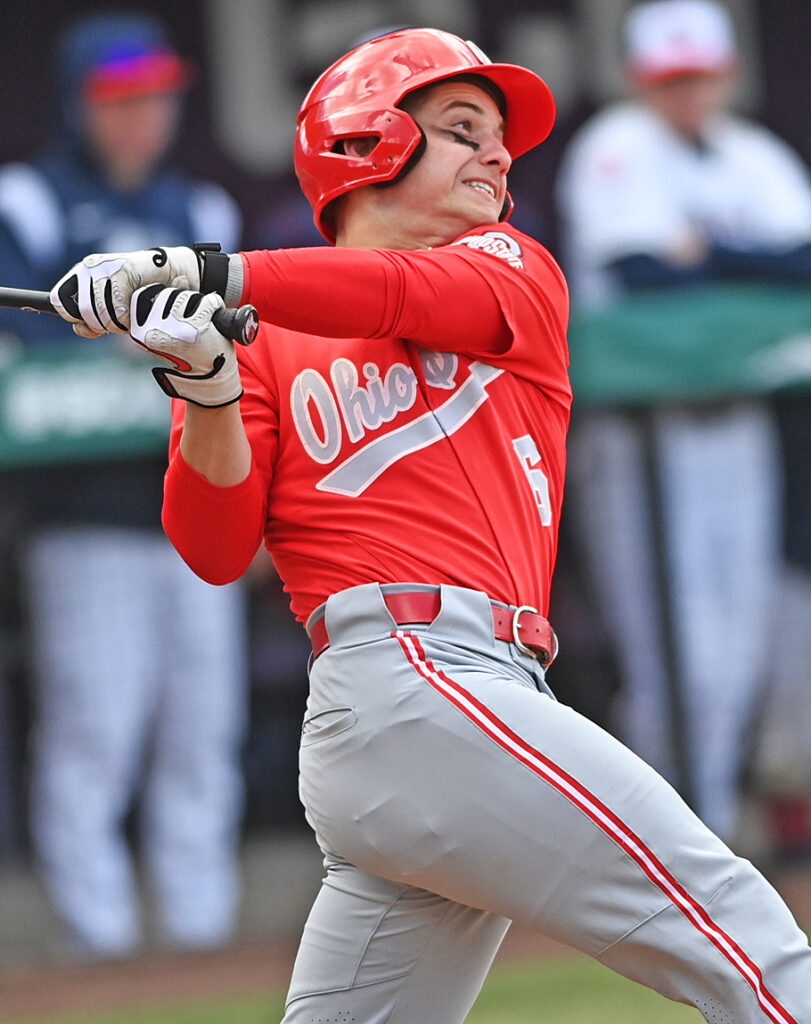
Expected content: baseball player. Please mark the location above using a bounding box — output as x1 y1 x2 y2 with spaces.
49 27 810 1023
556 0 811 842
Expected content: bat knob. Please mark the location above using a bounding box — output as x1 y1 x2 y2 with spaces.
212 304 259 345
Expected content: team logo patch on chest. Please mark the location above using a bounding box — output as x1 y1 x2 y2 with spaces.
452 230 525 270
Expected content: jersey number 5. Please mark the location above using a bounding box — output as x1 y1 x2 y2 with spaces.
512 434 552 526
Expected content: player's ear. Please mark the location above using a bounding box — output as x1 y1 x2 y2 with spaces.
340 137 379 159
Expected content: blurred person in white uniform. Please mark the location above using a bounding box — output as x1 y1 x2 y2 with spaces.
556 0 811 842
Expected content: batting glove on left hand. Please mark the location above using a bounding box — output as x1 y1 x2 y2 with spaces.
129 285 242 408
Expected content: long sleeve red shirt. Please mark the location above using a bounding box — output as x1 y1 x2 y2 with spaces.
162 224 571 623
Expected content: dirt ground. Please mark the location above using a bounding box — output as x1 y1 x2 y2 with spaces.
0 927 573 1021
0 867 808 1021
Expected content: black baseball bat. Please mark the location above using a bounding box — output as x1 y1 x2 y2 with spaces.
0 286 259 346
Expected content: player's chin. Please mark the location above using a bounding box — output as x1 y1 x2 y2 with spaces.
459 187 502 224
450 193 499 230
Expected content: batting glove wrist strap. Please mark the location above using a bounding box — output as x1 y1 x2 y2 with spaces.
129 285 242 408
193 242 232 299
50 246 201 338
192 243 246 308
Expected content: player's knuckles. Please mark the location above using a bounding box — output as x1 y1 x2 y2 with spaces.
91 279 113 319
197 293 224 318
146 304 199 339
84 253 127 275
109 280 131 326
168 291 199 317
92 291 123 333
79 290 105 333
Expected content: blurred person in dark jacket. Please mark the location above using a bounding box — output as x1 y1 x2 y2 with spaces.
0 12 248 957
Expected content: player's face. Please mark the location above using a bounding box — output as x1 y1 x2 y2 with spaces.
643 73 732 139
83 92 181 190
387 80 512 246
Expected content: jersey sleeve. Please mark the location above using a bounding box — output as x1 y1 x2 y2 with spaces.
444 227 570 396
238 224 569 394
161 337 280 584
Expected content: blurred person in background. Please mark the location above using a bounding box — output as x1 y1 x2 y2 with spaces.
0 11 248 958
752 389 811 861
556 0 811 845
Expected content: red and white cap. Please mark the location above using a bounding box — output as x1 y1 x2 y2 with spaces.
625 0 737 84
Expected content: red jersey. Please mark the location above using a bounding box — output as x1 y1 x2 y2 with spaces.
163 223 571 623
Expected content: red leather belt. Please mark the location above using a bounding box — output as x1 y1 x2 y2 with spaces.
307 589 558 666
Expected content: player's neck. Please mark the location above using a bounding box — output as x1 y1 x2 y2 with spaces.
336 224 432 250
334 195 443 251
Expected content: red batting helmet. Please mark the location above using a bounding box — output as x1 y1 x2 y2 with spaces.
295 27 556 243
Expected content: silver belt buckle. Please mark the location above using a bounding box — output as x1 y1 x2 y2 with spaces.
512 604 540 657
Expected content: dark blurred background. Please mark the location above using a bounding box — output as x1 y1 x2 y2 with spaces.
0 0 808 847
3 0 808 254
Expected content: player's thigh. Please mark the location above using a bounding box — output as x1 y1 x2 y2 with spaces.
303 637 755 952
301 635 811 1018
283 857 509 1024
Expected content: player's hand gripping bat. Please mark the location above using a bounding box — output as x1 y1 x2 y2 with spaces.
0 285 259 347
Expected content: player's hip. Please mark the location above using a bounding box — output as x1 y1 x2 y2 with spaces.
306 581 555 679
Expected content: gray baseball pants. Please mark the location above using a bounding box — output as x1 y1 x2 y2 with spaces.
282 583 811 1023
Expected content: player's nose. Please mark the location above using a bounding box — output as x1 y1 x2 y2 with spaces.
479 133 511 174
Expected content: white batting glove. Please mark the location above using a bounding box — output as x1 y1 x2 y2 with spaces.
129 285 242 408
50 246 201 338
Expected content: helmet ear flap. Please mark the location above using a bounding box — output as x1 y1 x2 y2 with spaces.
373 128 427 188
